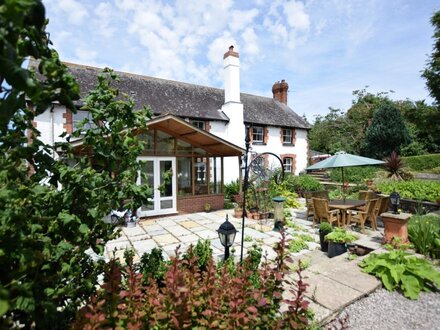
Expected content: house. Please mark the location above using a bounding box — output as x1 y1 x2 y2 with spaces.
32 46 310 216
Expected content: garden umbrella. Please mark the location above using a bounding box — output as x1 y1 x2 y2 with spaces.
306 151 385 187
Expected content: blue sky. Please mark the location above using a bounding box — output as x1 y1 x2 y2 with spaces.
44 0 439 122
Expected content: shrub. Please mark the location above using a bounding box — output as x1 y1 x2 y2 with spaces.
184 239 213 272
376 180 440 203
329 166 379 184
325 228 358 243
403 154 440 172
288 237 309 253
139 247 168 284
72 232 311 329
269 178 301 209
383 151 413 180
359 249 440 299
319 222 333 233
224 179 240 200
408 215 440 259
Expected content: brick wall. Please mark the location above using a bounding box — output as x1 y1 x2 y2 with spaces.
177 194 224 213
63 109 73 134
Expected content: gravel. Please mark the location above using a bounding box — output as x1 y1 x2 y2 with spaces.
325 288 440 330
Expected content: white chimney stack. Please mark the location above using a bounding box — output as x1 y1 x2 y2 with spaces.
223 45 240 103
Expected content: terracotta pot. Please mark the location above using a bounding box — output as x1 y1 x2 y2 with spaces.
234 209 243 218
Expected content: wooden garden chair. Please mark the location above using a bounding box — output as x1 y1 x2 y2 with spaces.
312 197 340 228
358 190 377 200
348 198 379 233
305 192 314 219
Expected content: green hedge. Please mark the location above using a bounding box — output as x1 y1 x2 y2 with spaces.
376 180 440 203
328 166 379 184
403 154 440 172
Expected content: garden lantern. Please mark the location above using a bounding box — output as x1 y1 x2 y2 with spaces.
390 191 400 214
272 196 286 232
217 215 238 260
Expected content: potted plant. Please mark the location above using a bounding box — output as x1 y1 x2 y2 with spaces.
325 228 358 258
233 203 243 218
204 202 212 213
319 222 333 252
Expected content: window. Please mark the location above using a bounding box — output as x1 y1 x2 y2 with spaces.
73 110 93 132
190 120 205 130
282 128 293 144
252 126 264 143
283 157 293 173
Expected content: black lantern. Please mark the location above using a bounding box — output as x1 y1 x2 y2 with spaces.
390 191 400 214
217 215 238 260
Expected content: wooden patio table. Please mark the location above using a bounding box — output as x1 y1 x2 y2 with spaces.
328 199 366 227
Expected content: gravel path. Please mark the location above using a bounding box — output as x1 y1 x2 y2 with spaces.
325 288 440 330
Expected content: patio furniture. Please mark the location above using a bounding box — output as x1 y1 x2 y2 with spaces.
358 190 377 200
312 197 340 228
328 199 366 227
347 198 379 233
305 190 329 219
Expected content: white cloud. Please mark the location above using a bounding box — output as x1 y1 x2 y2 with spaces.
283 1 310 31
94 2 116 38
56 0 88 25
229 9 259 32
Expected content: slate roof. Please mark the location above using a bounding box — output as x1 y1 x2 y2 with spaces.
31 59 310 129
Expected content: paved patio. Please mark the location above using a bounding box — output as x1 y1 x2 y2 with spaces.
105 200 385 325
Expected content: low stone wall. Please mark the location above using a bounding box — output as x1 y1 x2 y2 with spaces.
399 198 440 214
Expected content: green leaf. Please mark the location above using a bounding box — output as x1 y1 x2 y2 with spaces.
0 300 9 317
79 224 90 235
401 274 420 300
381 272 395 291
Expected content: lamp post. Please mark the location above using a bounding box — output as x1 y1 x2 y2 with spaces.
390 191 400 214
217 215 238 261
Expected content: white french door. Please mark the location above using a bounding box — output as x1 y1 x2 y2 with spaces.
137 157 176 217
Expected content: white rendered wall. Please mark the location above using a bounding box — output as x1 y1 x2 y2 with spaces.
34 105 67 146
224 55 240 103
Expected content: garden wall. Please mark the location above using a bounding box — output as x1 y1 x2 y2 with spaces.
177 194 224 213
399 198 440 214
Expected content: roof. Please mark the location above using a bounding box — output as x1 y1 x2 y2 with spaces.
71 114 244 157
29 59 310 129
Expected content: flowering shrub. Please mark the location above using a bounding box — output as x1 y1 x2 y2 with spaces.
72 232 311 329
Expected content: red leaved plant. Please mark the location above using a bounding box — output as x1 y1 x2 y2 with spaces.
72 231 310 329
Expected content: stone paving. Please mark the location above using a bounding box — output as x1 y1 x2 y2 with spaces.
105 200 384 325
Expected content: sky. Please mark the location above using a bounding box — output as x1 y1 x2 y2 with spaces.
44 0 439 123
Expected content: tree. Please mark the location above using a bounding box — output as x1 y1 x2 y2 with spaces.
363 103 411 159
0 1 151 327
422 10 440 105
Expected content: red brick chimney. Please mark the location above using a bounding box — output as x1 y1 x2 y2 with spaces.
272 79 289 104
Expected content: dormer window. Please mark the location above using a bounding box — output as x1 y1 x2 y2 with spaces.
73 110 94 132
282 128 293 144
252 126 264 144
190 120 205 130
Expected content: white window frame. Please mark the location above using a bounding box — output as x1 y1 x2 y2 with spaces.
283 157 293 173
283 128 293 144
252 126 264 143
191 120 205 130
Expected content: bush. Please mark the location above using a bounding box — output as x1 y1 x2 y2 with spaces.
408 215 440 259
139 247 168 284
224 179 240 200
283 174 323 194
403 154 440 172
376 180 440 202
329 166 379 184
72 233 311 329
359 249 440 299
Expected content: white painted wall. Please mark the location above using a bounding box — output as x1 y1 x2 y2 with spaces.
34 105 67 146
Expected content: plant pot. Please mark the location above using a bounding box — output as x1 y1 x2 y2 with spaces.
253 213 260 220
126 221 136 228
234 209 243 218
327 242 347 258
319 230 331 252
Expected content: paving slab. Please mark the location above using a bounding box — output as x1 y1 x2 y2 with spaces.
189 225 208 232
302 270 363 311
166 225 192 237
241 227 271 239
195 229 218 240
319 259 381 294
131 239 157 256
178 234 201 244
179 220 200 229
129 234 151 242
141 224 165 232
156 218 178 227
139 219 156 226
153 233 179 246
106 240 131 251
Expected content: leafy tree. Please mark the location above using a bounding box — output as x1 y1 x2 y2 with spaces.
363 103 411 159
0 1 151 328
422 10 440 105
308 108 354 153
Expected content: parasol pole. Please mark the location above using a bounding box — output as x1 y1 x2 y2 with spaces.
342 167 346 203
